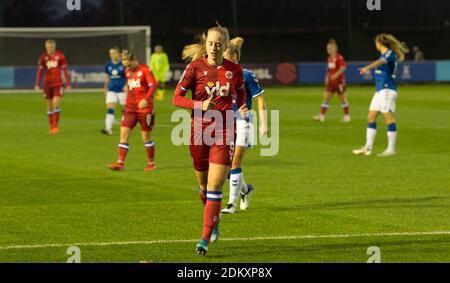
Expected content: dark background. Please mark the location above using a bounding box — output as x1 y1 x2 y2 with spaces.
1 0 450 63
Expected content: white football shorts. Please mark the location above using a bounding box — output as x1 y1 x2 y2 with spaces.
235 113 255 148
106 91 127 106
369 89 397 113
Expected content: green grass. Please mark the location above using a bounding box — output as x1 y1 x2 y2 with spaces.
0 85 449 263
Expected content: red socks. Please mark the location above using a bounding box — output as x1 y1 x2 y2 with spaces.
117 144 129 164
144 141 155 164
199 190 207 206
201 191 222 241
320 103 350 115
116 142 154 165
53 108 61 128
342 103 350 115
320 103 329 115
47 111 54 128
47 109 61 129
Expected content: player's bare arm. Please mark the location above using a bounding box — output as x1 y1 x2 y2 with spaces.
359 59 385 75
257 95 269 137
331 66 347 81
103 76 110 95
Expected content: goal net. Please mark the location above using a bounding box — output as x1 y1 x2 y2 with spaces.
0 26 151 66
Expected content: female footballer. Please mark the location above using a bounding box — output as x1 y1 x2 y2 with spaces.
101 47 127 136
353 34 408 157
172 25 247 255
313 39 350 123
35 39 71 135
107 50 157 171
221 37 269 214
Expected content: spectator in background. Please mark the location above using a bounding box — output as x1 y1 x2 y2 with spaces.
413 46 425 62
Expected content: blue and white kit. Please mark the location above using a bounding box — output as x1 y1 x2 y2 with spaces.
370 49 398 113
233 69 265 148
105 60 127 105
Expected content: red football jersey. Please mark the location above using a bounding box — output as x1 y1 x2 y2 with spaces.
125 64 157 113
327 53 347 82
36 51 70 88
173 57 246 113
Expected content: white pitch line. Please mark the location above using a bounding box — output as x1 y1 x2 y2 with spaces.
1 231 449 251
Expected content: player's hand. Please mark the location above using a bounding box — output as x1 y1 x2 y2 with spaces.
138 99 149 109
330 74 338 81
34 86 40 91
66 86 72 91
238 104 249 118
259 124 269 137
359 67 369 76
202 96 215 111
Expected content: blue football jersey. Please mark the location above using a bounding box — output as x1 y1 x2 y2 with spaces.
233 69 264 114
105 60 126 92
374 49 398 92
243 69 265 110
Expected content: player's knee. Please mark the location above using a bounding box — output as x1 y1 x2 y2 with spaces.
141 131 151 142
197 178 208 190
384 113 395 124
120 128 131 142
208 174 227 190
231 155 243 169
206 181 224 191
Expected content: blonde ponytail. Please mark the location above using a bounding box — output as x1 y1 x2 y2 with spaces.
375 33 409 62
182 34 207 62
227 37 244 62
182 23 230 62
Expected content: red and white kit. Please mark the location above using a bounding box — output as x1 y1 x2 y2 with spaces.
173 57 246 171
326 53 347 94
36 51 70 98
122 64 157 132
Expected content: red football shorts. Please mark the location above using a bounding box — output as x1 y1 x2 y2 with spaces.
189 143 233 172
188 125 234 171
121 110 155 132
326 81 346 95
44 86 64 99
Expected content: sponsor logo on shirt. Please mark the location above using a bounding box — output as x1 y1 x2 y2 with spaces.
205 82 230 97
128 78 141 90
46 60 58 69
225 71 233 79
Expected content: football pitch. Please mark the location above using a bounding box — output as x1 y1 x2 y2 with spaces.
0 85 449 263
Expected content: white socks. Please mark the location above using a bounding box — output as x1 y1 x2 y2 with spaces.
106 109 115 131
364 122 397 152
365 122 377 151
228 168 243 207
387 123 397 152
